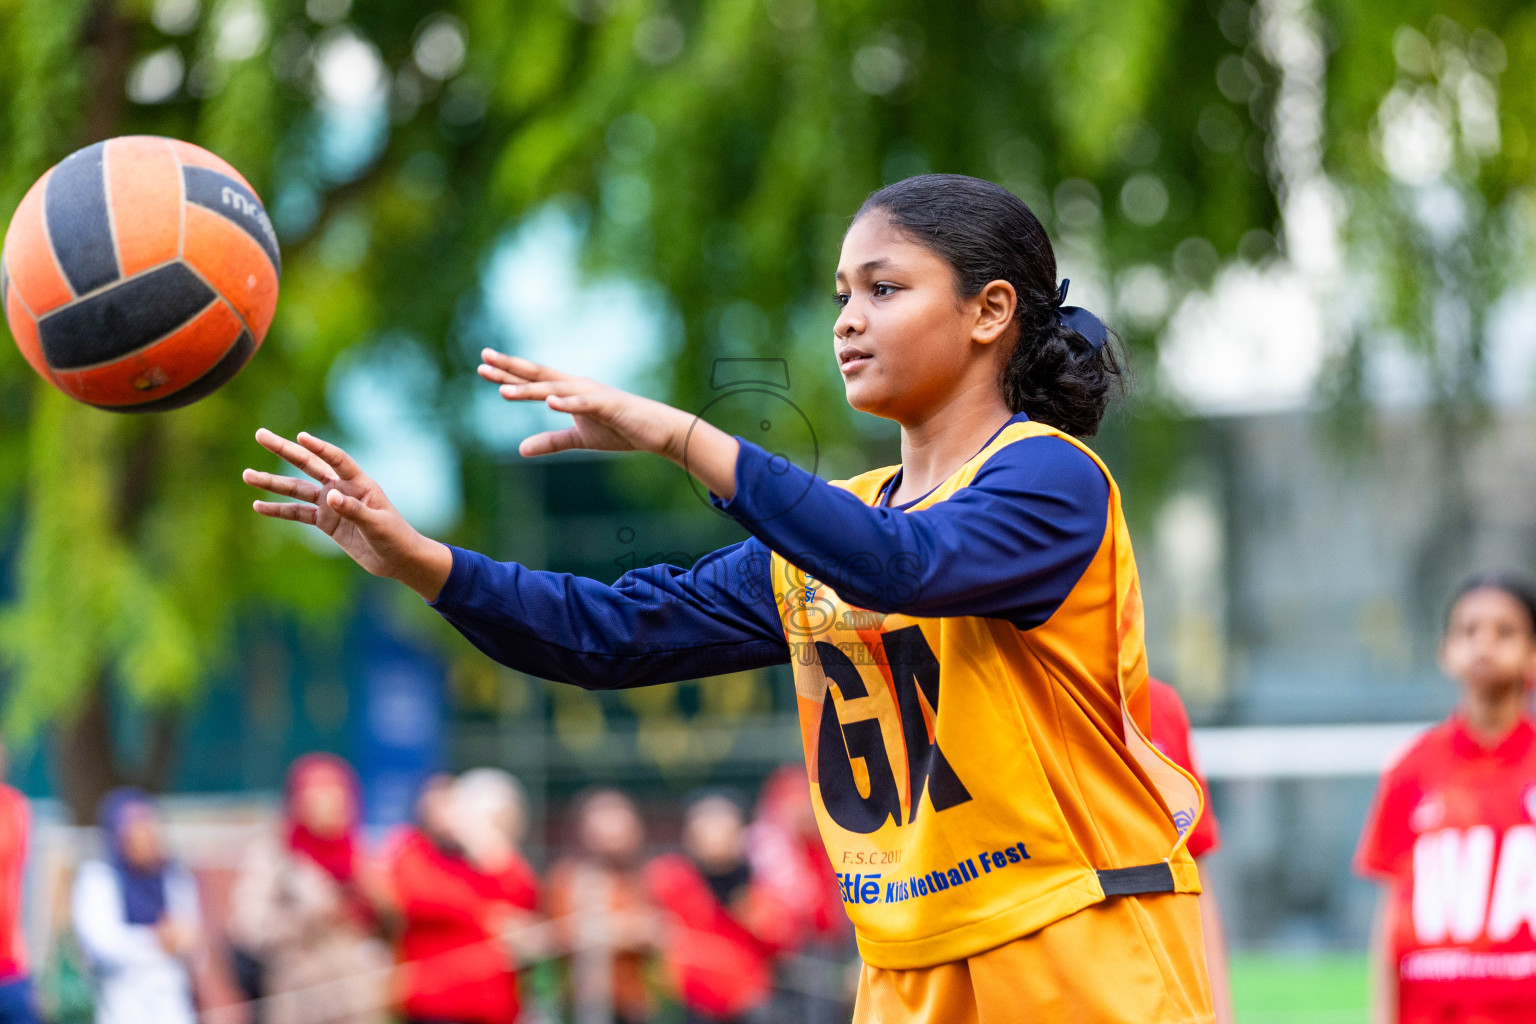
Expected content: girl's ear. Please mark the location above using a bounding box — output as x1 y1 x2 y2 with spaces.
972 279 1017 345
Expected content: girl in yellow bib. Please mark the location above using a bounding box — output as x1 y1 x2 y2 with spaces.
244 174 1213 1024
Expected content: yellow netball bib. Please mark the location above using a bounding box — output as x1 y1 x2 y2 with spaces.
771 420 1203 969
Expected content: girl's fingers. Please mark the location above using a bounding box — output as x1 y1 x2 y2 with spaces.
477 363 528 387
480 349 574 382
546 393 599 414
297 432 363 481
241 468 321 503
325 489 377 523
518 427 586 458
255 428 334 483
253 500 318 524
497 380 587 403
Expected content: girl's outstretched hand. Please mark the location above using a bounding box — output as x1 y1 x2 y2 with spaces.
242 429 452 601
478 349 740 497
477 350 690 457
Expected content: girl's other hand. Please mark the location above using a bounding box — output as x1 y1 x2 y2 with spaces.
242 429 453 601
478 349 741 498
477 349 691 459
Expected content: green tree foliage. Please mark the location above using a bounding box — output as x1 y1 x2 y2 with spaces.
1313 1 1536 423
0 0 1529 813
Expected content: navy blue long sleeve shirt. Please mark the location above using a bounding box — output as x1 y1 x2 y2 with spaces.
429 413 1108 689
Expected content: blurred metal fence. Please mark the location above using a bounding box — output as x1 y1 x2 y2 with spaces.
22 801 856 1024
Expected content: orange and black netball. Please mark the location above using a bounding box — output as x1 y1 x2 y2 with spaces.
0 135 279 411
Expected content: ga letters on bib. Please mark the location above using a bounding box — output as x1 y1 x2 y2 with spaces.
772 421 1203 968
1357 716 1536 1019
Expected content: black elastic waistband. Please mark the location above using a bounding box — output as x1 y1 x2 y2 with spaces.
1097 862 1176 897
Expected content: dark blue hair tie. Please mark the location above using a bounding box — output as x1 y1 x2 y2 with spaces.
1053 279 1107 352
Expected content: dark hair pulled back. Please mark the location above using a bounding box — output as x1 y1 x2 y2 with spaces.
1447 573 1536 635
856 173 1123 436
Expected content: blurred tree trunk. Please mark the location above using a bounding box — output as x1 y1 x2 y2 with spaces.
56 682 182 824
57 677 120 824
48 0 182 826
82 0 130 144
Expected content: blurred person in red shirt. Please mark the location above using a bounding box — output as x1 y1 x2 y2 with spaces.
647 791 788 1024
1147 679 1231 1024
0 742 36 1024
748 765 845 948
387 772 538 1024
454 770 543 997
230 753 390 1024
748 765 851 1023
1356 575 1536 1024
546 789 657 1024
451 770 541 932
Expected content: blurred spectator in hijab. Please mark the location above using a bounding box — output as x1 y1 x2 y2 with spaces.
229 754 389 1024
547 789 656 1024
72 788 200 1024
387 770 539 1024
0 742 36 1024
647 791 788 1024
749 765 851 1022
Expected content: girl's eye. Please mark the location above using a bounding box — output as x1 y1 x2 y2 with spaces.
834 292 850 307
873 282 898 297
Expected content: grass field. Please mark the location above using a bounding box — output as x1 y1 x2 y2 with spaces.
1230 953 1369 1024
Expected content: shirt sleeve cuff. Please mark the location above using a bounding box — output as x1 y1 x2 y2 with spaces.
425 544 473 611
707 437 751 514
709 437 799 521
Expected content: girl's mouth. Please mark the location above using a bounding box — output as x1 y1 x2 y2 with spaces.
838 347 873 375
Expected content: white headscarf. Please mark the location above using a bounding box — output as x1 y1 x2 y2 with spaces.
451 768 527 870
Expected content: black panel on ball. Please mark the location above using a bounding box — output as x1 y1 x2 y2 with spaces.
182 166 282 275
45 142 120 297
37 262 217 370
112 329 256 414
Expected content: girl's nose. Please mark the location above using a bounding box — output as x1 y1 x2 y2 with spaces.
835 304 864 339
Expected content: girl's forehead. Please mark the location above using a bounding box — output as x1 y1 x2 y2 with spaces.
838 213 940 274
